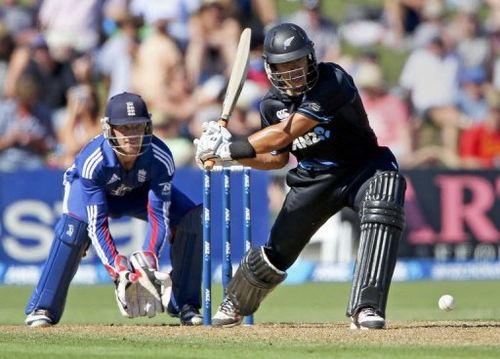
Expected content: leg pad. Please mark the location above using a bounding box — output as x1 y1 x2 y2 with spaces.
347 171 406 318
25 215 90 324
227 247 287 316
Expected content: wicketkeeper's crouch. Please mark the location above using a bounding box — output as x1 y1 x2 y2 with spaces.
25 92 203 327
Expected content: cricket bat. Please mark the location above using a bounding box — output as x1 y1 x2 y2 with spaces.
204 27 252 169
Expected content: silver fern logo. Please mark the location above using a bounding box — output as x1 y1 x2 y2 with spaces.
283 36 295 50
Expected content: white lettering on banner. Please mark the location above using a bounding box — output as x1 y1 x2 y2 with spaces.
72 264 99 284
4 265 40 284
1 200 145 264
432 262 500 280
2 201 56 261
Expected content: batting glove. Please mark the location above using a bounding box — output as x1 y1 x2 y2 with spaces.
105 255 140 318
193 121 232 168
130 251 172 317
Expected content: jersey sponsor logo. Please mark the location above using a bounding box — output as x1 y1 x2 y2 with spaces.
66 224 74 237
276 108 289 120
111 184 133 196
106 174 121 185
137 169 147 183
283 36 295 50
158 182 171 196
292 126 331 150
126 101 136 116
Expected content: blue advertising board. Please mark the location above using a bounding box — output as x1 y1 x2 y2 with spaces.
0 168 270 284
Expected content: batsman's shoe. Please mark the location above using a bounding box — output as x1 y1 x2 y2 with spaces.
179 304 203 326
212 297 243 327
25 309 53 328
350 307 385 330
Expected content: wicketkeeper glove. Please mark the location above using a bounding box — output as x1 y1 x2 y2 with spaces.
129 251 172 317
105 254 140 318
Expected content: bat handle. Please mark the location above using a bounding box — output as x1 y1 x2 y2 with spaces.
203 119 228 170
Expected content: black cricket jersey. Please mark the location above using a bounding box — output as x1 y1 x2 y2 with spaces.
259 62 379 170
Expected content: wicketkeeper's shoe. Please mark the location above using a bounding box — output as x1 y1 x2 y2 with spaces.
25 309 53 328
350 307 385 330
179 304 203 326
212 297 243 327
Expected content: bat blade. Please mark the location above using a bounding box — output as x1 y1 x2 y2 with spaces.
203 28 251 170
220 27 252 121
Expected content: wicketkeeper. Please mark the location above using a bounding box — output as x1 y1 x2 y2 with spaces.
194 23 406 329
25 92 203 327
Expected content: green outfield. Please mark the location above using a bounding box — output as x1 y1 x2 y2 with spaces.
1 281 500 358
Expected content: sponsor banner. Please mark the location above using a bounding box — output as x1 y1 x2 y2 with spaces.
0 168 269 284
401 169 500 260
5 259 500 285
305 260 500 283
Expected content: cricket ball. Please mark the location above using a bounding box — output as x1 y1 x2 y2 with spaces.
438 294 455 311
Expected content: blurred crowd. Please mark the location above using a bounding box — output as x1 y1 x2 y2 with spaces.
0 0 499 174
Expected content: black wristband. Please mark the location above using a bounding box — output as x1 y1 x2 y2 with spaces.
229 138 256 159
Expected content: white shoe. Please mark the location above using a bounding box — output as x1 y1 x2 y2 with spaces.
25 309 53 328
212 297 243 327
179 304 203 326
350 307 385 330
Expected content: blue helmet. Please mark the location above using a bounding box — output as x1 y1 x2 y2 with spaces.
101 92 153 156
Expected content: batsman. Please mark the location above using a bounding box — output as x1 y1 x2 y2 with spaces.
195 23 406 329
25 92 203 327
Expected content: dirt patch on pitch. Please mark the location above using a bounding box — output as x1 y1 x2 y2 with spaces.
4 321 500 346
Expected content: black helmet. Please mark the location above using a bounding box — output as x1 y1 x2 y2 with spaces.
263 23 318 96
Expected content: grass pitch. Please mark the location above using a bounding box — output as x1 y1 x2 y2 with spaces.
1 281 500 358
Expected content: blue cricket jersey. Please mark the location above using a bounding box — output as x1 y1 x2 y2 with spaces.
62 134 175 267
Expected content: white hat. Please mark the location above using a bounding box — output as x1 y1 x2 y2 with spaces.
356 62 384 90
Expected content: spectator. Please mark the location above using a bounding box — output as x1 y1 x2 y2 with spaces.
455 67 489 123
286 0 340 61
411 0 447 49
96 12 143 98
130 0 202 51
52 84 101 168
0 0 37 44
22 35 77 129
0 23 15 98
459 89 500 168
448 9 490 69
488 29 500 90
38 0 104 59
356 62 413 167
340 4 386 48
130 15 183 117
184 0 240 85
233 0 276 31
0 74 55 172
384 0 428 46
152 65 196 137
399 34 462 155
484 0 500 33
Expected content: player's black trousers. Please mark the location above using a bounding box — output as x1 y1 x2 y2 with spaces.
265 146 401 271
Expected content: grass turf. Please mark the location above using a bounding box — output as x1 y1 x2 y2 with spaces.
1 281 500 358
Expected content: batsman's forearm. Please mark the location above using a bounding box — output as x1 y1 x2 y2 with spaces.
238 152 288 170
248 127 293 153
